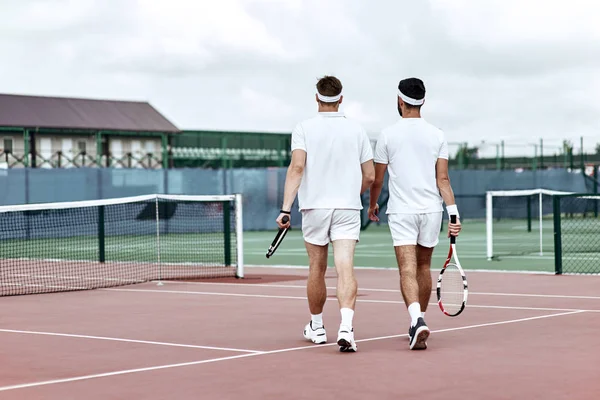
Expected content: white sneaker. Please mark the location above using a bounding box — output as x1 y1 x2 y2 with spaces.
303 322 327 344
337 325 357 352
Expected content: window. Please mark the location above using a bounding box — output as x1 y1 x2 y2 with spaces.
145 141 156 154
77 140 86 154
2 138 13 153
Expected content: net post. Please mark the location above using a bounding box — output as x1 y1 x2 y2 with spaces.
223 198 232 267
98 205 105 263
486 191 493 260
155 196 163 286
235 194 244 278
553 195 562 275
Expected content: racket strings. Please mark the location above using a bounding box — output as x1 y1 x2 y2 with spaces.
440 264 465 314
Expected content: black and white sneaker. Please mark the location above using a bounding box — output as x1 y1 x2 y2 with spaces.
337 325 357 352
303 321 327 344
408 317 430 350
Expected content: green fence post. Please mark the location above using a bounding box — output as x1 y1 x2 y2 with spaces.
553 196 562 275
98 205 106 263
540 138 544 169
594 165 598 218
223 201 232 266
527 196 532 232
96 132 103 167
23 129 29 167
161 133 169 169
580 136 584 171
221 136 228 169
495 144 500 170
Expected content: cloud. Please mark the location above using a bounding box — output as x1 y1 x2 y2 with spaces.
0 0 599 155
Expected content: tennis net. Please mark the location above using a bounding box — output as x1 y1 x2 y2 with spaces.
553 193 600 274
485 189 572 260
0 194 244 296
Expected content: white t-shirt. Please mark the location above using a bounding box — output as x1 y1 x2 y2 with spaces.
291 111 373 211
374 118 449 214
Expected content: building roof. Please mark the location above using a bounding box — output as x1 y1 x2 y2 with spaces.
0 93 180 133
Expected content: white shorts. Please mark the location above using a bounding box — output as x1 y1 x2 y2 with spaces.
388 212 442 248
301 209 361 246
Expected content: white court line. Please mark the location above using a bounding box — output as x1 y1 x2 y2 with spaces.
0 329 261 354
154 280 600 300
246 264 600 276
249 251 540 260
104 288 600 313
0 310 584 392
352 310 585 343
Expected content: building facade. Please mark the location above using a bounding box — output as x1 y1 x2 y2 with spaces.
0 94 179 169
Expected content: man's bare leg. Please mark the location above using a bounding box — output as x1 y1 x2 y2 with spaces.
332 239 358 310
332 239 358 352
395 245 419 307
302 241 329 344
416 245 434 315
395 244 430 350
305 241 329 317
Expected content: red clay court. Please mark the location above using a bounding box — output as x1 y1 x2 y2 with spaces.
0 266 599 399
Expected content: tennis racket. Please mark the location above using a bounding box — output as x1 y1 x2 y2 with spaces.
436 215 468 317
266 215 289 258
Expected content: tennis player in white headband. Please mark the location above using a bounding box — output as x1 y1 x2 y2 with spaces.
369 77 461 350
277 75 374 353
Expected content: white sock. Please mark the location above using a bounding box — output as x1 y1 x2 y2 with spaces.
408 302 421 327
421 312 426 319
311 313 323 328
340 308 354 329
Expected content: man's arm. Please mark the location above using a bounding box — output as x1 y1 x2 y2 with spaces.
276 149 306 228
436 158 461 236
369 163 387 209
360 160 375 194
358 131 375 194
281 149 306 212
368 132 387 220
435 158 456 207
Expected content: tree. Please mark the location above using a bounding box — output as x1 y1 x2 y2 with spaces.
454 146 479 161
562 140 573 155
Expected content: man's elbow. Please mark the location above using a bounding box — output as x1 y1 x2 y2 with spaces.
436 176 450 188
289 164 304 176
366 171 376 186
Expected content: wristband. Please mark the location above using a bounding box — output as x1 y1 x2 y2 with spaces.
446 204 459 218
280 209 291 214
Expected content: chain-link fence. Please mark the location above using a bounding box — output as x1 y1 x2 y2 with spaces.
554 194 600 274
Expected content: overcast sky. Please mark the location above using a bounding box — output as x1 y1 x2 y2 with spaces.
1 0 599 157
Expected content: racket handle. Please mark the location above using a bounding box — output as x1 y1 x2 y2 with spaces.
450 214 457 244
282 215 289 224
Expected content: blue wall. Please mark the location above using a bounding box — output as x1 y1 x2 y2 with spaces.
0 167 590 231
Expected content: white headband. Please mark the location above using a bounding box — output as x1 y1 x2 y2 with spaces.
317 92 342 103
397 89 424 106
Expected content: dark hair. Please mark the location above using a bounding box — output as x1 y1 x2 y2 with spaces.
316 76 343 105
398 78 425 109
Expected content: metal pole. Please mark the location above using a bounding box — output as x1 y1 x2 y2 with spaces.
540 138 544 169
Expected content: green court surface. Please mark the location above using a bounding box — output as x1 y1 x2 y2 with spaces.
245 220 558 273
